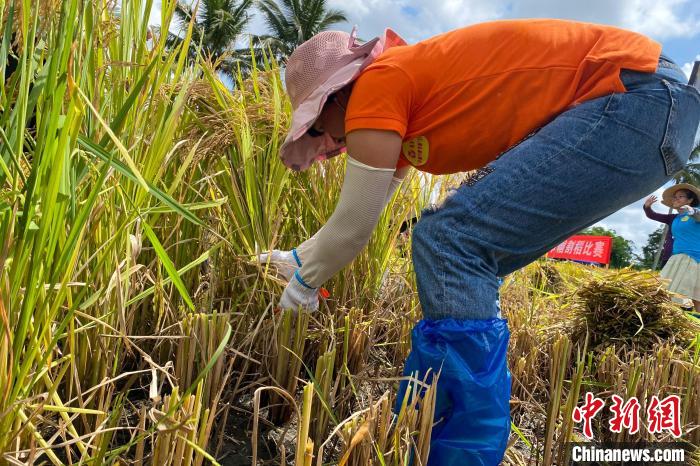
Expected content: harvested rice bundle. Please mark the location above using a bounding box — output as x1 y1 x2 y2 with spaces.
529 260 564 295
567 269 700 350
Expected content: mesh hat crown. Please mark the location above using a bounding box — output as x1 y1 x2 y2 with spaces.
285 30 367 109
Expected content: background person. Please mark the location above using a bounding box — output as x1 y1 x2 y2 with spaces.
643 194 675 269
658 184 700 314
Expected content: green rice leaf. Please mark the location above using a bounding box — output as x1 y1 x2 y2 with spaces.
99 56 159 147
142 220 195 311
78 135 203 226
126 248 213 306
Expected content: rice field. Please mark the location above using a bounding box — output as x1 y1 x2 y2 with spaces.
0 2 698 465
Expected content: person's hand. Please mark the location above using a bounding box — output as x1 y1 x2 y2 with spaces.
678 205 696 215
278 272 319 312
644 195 657 208
258 249 302 282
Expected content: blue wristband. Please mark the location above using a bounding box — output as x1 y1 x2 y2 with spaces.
294 270 314 289
291 248 302 267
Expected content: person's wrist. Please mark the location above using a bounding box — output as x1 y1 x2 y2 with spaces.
294 270 317 291
291 248 302 267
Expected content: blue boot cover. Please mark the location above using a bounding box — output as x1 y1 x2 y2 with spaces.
395 318 511 466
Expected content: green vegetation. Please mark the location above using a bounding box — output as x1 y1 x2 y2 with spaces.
0 2 697 464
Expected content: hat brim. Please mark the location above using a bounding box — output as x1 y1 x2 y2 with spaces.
661 183 700 207
280 131 347 171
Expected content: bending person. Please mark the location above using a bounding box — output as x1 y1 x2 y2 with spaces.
262 20 700 465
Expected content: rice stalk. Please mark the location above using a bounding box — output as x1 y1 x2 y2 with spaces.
311 346 336 448
295 382 314 466
269 310 310 424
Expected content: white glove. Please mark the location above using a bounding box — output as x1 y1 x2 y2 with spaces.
279 271 319 312
258 235 318 281
258 249 301 281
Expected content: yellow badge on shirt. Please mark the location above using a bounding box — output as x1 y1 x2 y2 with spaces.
402 136 429 166
681 216 690 222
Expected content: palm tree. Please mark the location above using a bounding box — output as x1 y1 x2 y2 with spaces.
255 0 348 62
168 0 255 74
673 144 700 184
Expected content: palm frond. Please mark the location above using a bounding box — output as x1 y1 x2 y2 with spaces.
173 1 196 28
690 140 700 162
257 0 290 41
316 10 348 31
165 0 255 76
255 0 348 59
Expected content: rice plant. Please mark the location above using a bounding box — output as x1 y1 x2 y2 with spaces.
1 0 697 464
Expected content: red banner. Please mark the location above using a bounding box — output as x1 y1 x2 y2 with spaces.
546 235 613 265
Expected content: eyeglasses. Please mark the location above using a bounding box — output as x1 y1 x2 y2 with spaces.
306 95 347 138
306 126 324 138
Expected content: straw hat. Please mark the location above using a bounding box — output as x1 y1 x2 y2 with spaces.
661 183 700 207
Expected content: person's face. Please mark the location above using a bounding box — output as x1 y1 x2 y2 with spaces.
672 190 693 209
306 91 348 145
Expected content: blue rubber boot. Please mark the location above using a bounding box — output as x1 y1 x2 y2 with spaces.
396 318 511 466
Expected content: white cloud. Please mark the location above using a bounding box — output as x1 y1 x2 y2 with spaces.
149 2 161 26
682 55 700 80
321 0 700 45
594 184 670 253
422 0 506 32
150 0 699 44
325 0 442 44
509 0 700 40
507 0 629 26
622 0 700 39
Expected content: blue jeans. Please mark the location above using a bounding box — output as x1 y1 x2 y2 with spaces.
412 58 700 320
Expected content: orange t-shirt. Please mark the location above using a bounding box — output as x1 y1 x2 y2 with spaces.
345 19 661 175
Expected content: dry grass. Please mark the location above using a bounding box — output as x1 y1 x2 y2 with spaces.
500 262 700 464
566 269 700 350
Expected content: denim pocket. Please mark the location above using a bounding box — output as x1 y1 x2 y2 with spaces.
660 80 700 176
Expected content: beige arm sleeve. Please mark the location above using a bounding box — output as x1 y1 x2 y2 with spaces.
297 156 395 288
293 230 320 264
293 165 405 265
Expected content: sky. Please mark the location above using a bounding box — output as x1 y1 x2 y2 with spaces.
149 0 700 253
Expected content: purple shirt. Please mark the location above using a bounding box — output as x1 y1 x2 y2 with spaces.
643 205 676 262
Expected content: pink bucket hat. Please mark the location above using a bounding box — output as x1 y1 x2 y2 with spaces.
280 26 407 171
